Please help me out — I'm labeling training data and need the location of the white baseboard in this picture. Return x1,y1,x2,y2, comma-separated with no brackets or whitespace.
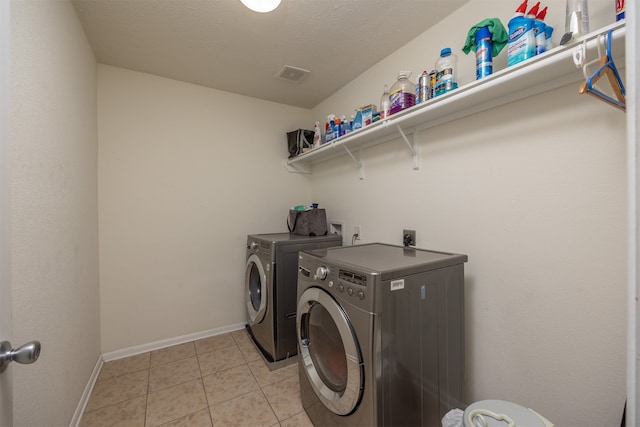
101,322,247,362
70,354,103,427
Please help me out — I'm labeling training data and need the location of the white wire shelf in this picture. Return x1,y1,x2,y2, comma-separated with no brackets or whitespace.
284,21,626,177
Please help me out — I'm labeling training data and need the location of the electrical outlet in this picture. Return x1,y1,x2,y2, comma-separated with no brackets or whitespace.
354,225,362,240
403,229,416,247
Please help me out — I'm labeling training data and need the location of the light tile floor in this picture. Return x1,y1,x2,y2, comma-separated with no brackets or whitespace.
80,329,313,427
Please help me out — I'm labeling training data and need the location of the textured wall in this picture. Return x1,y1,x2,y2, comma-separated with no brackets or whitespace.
10,0,100,425
97,65,313,352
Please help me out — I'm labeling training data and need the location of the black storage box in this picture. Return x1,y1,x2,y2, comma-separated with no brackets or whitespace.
287,129,314,159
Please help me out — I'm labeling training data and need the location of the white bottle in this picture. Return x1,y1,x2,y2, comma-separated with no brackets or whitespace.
379,84,390,119
313,121,321,147
389,72,415,115
435,48,458,97
565,0,589,38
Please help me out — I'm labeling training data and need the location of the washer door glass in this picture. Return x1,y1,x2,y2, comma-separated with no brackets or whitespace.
297,287,362,415
245,254,267,324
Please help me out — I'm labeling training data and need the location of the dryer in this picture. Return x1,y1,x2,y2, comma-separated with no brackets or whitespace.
245,233,341,368
296,243,467,426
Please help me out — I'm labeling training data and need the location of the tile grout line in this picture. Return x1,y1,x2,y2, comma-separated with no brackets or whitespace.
194,340,216,427
144,364,151,427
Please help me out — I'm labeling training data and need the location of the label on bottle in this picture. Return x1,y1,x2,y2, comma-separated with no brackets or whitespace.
507,20,536,66
380,105,389,119
533,22,547,55
429,71,437,99
352,111,362,131
435,68,454,96
616,0,625,20
389,88,416,115
476,38,492,80
326,118,341,142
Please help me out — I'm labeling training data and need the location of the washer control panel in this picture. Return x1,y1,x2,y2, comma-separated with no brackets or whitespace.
246,239,272,258
339,270,367,287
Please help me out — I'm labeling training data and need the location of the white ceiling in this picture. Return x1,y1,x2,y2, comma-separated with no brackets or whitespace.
72,0,468,109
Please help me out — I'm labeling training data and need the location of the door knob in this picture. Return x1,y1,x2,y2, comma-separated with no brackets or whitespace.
0,340,41,373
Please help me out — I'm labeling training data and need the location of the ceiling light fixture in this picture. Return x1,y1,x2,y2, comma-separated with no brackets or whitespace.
240,0,281,13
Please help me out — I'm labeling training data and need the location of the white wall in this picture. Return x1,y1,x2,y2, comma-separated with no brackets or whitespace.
98,65,313,352
310,0,627,426
10,0,100,425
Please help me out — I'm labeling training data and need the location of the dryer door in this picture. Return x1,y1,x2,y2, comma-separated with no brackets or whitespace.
245,254,267,324
297,287,363,416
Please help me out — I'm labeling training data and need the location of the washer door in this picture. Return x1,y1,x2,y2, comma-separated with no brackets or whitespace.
297,286,363,415
245,254,267,324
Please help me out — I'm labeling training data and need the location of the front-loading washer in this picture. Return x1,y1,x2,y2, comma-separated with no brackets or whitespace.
296,243,467,426
245,232,342,369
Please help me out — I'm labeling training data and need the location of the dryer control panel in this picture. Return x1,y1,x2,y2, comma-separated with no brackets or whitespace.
298,255,375,312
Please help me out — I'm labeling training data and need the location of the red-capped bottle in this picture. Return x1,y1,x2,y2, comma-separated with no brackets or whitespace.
508,0,536,66
534,6,548,55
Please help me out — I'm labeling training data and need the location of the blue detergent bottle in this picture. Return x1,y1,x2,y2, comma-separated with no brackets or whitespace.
533,5,548,55
475,26,493,79
352,109,363,131
545,24,554,51
507,0,536,66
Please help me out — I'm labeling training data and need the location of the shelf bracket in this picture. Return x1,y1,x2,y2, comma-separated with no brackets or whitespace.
395,124,420,170
282,159,311,174
342,145,364,180
572,40,587,68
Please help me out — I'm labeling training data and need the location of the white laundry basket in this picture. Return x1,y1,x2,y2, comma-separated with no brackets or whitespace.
463,400,554,427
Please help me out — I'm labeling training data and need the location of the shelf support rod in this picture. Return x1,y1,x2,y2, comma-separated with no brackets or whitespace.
395,124,420,170
342,145,364,180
